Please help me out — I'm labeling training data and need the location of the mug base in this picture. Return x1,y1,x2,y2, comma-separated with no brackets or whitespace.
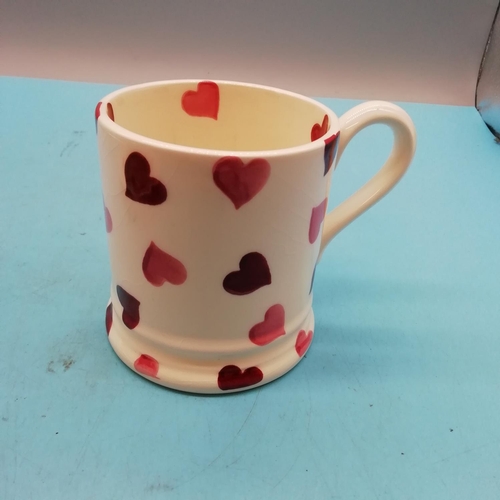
105,300,314,394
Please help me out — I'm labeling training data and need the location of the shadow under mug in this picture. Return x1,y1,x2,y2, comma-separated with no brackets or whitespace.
96,80,416,393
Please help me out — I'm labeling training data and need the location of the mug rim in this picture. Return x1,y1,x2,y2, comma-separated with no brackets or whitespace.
98,79,339,158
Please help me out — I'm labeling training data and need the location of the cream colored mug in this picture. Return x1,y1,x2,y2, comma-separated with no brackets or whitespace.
96,80,416,393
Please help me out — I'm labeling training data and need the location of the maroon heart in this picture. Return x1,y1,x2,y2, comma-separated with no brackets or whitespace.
116,285,140,329
105,303,113,336
134,354,159,378
311,114,329,141
295,330,313,357
223,252,271,295
142,241,187,286
218,365,264,391
124,152,167,206
309,198,328,244
249,304,286,346
324,132,339,175
181,81,220,120
213,157,271,209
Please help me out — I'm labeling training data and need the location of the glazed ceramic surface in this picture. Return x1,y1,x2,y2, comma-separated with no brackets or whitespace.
96,80,416,393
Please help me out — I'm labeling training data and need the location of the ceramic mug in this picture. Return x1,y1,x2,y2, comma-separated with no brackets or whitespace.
96,80,416,393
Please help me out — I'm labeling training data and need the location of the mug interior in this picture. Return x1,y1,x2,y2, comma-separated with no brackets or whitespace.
104,81,334,152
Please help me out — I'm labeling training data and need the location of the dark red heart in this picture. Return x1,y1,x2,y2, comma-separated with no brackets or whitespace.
105,303,113,336
223,252,271,295
213,157,271,209
181,81,220,120
142,241,187,286
116,285,140,329
124,152,167,206
324,132,339,175
134,354,159,378
309,198,328,244
311,114,329,141
249,304,286,346
104,206,112,233
295,330,313,356
218,365,264,391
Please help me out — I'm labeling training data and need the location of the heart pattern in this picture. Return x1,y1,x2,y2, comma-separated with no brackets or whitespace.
182,81,220,120
95,102,115,131
223,252,271,295
324,132,339,176
105,303,113,335
125,152,167,206
309,198,328,244
142,241,187,286
213,157,270,209
295,330,313,357
101,87,338,390
218,365,264,391
104,206,112,233
134,354,159,378
249,304,286,346
117,285,140,329
311,115,329,141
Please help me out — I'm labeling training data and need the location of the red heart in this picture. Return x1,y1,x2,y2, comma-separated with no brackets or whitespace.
181,81,220,120
249,304,286,346
311,114,329,141
324,132,339,175
213,157,270,209
95,102,115,131
295,330,313,356
134,354,159,378
107,102,115,121
116,285,140,329
124,152,167,206
142,241,187,286
218,365,263,391
223,252,271,295
309,198,328,244
104,206,113,233
105,303,113,336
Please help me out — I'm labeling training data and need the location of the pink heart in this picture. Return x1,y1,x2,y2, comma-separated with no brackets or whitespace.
311,114,329,141
105,303,113,336
181,81,220,120
249,304,286,346
134,354,159,378
218,365,263,391
213,157,271,209
142,242,187,286
309,198,328,244
104,206,113,233
295,330,313,356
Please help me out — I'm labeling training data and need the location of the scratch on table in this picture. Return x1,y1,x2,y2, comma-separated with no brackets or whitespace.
60,140,79,157
431,438,500,466
172,388,263,490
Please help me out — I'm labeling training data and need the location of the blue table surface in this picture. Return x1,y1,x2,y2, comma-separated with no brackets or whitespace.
1,77,499,500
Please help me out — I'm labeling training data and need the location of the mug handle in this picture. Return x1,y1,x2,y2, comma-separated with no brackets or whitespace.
320,101,417,255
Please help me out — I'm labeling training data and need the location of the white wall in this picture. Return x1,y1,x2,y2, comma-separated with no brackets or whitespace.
1,0,498,105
